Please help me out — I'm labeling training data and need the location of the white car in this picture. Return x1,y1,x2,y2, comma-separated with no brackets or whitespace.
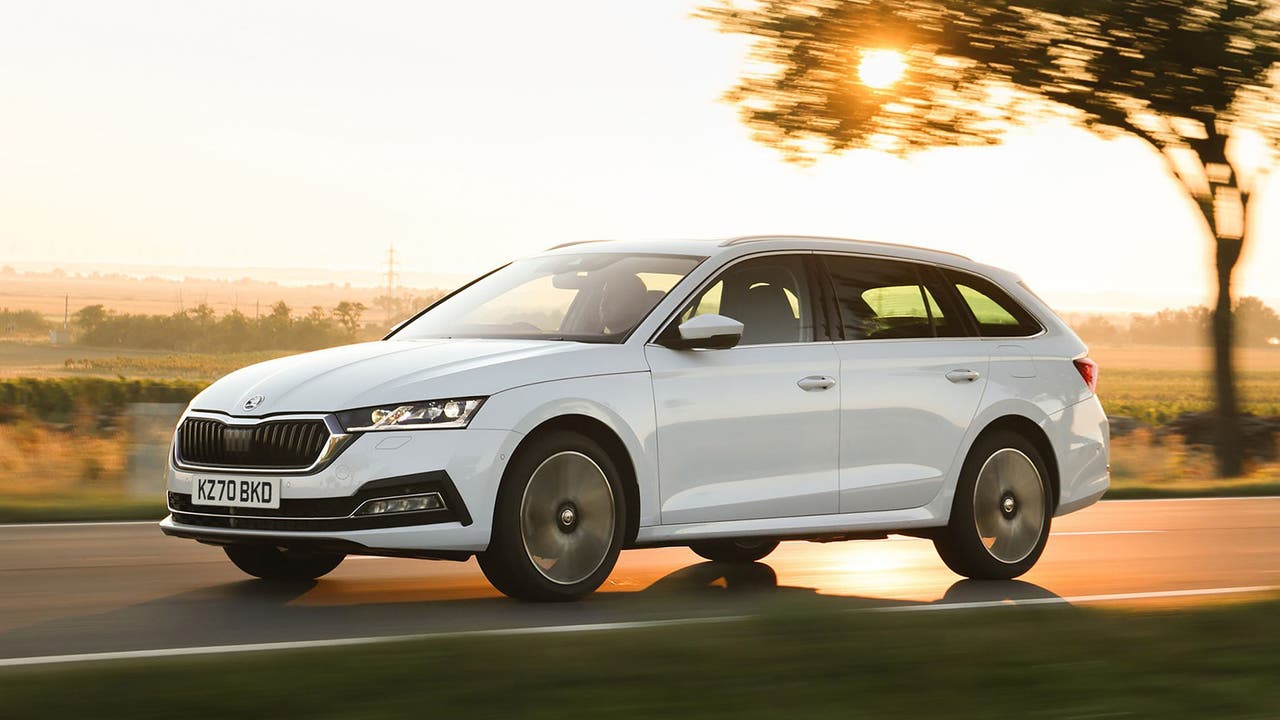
161,236,1109,601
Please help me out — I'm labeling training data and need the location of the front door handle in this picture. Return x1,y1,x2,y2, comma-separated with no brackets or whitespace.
945,369,981,383
797,375,837,391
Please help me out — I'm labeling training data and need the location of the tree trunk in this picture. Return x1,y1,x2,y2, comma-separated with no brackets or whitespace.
1180,129,1246,478
1212,235,1245,477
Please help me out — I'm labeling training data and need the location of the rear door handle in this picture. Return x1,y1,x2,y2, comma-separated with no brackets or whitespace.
797,375,837,391
945,369,981,383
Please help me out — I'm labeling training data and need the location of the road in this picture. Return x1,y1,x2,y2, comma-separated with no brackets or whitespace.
1,497,1277,665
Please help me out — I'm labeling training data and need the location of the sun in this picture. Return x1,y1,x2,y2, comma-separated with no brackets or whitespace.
858,49,907,89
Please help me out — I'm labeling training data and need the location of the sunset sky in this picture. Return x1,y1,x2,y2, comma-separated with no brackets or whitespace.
1,0,1277,311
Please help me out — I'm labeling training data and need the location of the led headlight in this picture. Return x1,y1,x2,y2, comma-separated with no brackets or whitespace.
337,397,485,431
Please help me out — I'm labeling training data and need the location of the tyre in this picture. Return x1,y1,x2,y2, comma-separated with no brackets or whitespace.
689,538,779,563
224,544,345,581
478,430,626,601
934,430,1053,580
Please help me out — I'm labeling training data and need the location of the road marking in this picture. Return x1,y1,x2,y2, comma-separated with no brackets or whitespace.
0,585,1274,669
1101,496,1280,503
0,616,749,669
0,520,159,530
874,585,1279,613
1051,530,1163,536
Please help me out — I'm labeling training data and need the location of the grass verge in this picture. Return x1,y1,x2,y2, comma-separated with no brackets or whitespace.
2,600,1278,718
0,497,166,523
1105,481,1280,499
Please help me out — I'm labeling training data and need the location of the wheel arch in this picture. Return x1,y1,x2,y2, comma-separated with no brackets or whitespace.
508,414,642,546
968,414,1061,512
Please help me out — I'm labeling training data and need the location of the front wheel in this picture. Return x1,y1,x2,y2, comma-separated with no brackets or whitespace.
689,538,779,563
224,545,345,581
478,431,626,602
933,431,1052,580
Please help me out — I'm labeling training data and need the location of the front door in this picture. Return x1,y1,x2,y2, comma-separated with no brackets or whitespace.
646,253,841,525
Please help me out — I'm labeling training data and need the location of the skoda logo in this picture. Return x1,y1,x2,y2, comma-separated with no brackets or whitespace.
243,394,265,411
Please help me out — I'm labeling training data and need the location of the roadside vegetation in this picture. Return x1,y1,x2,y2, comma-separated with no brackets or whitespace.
0,312,1276,522
2,599,1277,718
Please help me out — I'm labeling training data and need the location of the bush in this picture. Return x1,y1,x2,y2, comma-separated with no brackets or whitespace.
0,378,206,422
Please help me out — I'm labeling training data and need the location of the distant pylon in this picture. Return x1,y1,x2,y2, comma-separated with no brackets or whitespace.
385,244,399,325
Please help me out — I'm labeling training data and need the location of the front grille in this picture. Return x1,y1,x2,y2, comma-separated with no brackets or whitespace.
177,418,330,469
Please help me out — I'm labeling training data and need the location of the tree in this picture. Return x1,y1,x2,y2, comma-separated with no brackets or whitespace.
701,0,1280,475
332,301,367,338
73,304,110,334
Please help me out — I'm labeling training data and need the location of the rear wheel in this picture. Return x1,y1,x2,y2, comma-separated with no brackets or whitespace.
478,431,626,601
689,538,779,563
224,545,345,581
934,430,1052,580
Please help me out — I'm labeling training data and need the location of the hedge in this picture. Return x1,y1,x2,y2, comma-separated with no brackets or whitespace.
0,377,207,421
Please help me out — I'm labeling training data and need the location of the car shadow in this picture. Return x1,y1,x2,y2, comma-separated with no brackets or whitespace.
0,559,1065,661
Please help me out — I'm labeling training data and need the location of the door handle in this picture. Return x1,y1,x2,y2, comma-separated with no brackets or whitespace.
945,369,981,383
797,375,837,391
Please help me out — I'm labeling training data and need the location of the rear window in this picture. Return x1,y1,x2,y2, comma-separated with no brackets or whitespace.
822,255,963,340
943,269,1042,337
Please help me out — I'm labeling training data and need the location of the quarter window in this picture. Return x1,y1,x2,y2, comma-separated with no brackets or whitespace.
943,269,1042,337
822,255,961,340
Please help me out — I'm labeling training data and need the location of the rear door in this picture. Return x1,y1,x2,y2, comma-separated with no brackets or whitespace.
820,254,990,514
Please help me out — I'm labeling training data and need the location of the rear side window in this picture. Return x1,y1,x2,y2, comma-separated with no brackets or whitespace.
943,269,1042,337
821,255,963,340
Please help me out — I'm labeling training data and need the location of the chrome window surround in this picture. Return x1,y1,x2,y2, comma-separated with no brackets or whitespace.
172,411,352,475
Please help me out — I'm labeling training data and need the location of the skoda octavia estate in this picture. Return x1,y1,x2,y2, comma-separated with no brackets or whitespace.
161,236,1109,601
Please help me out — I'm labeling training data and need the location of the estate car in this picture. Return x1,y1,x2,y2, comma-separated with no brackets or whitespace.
161,236,1110,601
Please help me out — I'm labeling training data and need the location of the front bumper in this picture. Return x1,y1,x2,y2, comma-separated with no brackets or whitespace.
163,426,522,554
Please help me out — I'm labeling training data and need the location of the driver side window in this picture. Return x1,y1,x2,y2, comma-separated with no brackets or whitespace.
681,255,814,345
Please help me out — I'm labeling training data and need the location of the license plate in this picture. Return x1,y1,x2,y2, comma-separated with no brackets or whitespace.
193,477,281,509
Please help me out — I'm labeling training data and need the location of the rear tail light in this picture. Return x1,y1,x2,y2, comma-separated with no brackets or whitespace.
1073,357,1099,394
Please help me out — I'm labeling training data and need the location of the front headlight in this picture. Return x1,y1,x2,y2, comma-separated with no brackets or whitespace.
336,397,486,431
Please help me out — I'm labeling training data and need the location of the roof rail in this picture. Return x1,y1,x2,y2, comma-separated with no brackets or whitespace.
544,239,610,251
719,234,972,261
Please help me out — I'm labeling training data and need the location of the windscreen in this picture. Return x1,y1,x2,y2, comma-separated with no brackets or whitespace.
393,253,704,343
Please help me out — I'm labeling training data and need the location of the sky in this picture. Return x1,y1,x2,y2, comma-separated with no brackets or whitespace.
1,0,1277,311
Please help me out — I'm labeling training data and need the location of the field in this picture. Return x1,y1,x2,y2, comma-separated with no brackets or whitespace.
0,341,1277,521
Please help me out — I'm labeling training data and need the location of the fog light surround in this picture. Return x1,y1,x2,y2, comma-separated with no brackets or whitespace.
354,492,446,516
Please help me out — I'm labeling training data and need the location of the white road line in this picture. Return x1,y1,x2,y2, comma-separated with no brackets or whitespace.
0,520,159,530
1051,530,1163,536
0,616,748,669
0,585,1274,669
1101,496,1280,503
874,585,1279,613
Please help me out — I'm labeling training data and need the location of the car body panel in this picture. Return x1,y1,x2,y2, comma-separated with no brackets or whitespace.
645,341,841,524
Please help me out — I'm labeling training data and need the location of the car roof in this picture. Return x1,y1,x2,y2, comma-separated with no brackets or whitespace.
538,235,1002,276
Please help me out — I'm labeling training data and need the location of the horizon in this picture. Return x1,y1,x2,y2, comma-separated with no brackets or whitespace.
4,257,1279,318
2,1,1278,314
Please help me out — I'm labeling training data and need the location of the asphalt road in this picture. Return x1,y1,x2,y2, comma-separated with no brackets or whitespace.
1,497,1277,664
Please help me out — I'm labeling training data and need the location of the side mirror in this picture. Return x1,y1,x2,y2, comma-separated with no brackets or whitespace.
663,314,744,350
